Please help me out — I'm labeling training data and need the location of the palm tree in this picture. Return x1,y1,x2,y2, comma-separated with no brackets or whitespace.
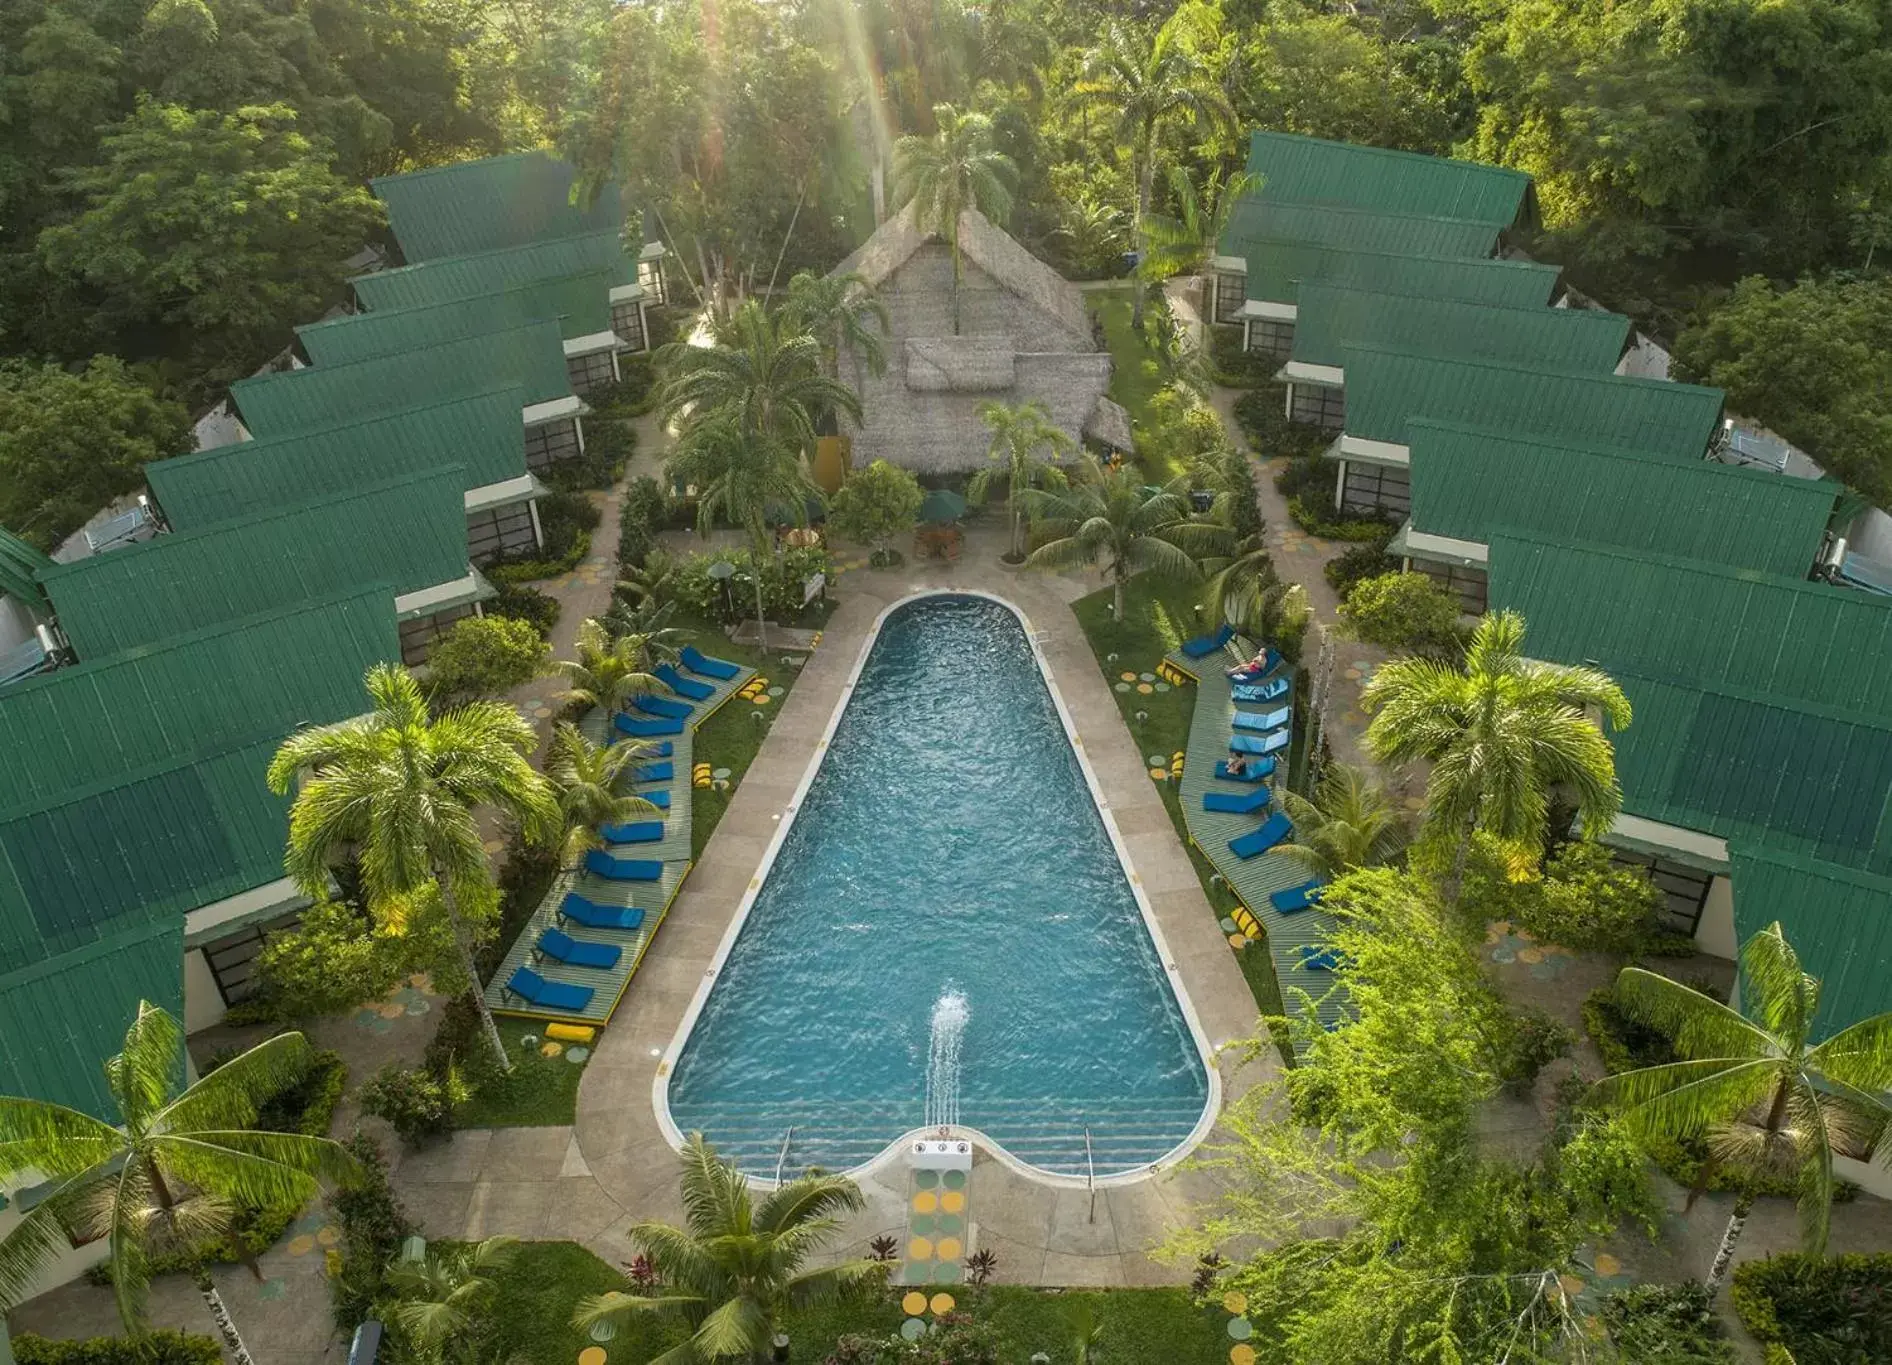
572,1134,881,1361
1051,198,1127,278
780,270,890,380
1361,610,1630,898
892,103,1017,334
1079,11,1233,327
0,1004,359,1359
967,400,1072,561
557,617,663,716
1200,529,1282,637
657,299,861,454
1023,456,1223,620
386,1233,518,1364
546,722,660,864
1139,166,1263,286
267,664,559,1073
1278,764,1409,881
1590,923,1892,1291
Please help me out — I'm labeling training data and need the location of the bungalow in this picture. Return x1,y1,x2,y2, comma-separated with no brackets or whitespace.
300,271,629,395
1278,284,1631,429
371,151,623,262
1328,347,1726,516
145,389,546,564
1242,131,1533,230
229,320,588,471
34,467,483,664
1394,420,1837,609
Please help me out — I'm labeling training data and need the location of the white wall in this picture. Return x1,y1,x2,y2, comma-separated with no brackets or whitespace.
1694,875,1738,959
182,948,227,1034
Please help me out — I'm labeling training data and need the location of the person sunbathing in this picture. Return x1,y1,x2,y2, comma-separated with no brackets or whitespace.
1226,754,1249,777
1227,650,1271,679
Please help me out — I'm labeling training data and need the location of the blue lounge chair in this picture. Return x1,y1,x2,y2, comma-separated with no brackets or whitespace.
1271,880,1325,914
1228,648,1281,681
602,820,664,845
559,894,645,931
1232,706,1292,733
1229,812,1292,859
536,928,621,970
634,693,694,720
1180,622,1235,659
584,849,663,882
654,663,716,701
1229,730,1290,757
633,761,674,783
1215,757,1276,784
1299,945,1346,972
682,644,742,680
634,790,672,810
1231,677,1290,703
503,967,593,1012
615,712,683,739
1203,787,1271,815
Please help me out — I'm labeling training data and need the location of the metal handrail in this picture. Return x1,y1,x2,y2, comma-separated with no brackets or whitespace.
1084,1127,1097,1223
773,1127,795,1186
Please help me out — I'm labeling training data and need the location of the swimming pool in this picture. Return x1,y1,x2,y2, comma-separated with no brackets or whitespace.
661,593,1213,1179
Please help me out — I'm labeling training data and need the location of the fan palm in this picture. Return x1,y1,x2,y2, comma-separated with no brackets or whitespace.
657,298,862,452
967,400,1072,560
0,1004,359,1358
556,617,663,715
546,722,661,864
267,664,559,1072
386,1233,518,1364
1051,198,1127,277
572,1134,882,1362
1140,166,1263,285
1589,923,1892,1290
1079,11,1233,326
1278,764,1409,881
1024,456,1224,621
892,103,1017,334
780,270,890,380
1361,610,1630,897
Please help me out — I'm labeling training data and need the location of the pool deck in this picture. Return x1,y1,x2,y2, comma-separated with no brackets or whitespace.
569,547,1277,1285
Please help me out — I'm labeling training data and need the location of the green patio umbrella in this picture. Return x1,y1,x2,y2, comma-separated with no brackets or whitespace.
919,488,968,524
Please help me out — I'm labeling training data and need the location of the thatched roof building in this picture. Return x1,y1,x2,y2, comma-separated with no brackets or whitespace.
832,204,1131,474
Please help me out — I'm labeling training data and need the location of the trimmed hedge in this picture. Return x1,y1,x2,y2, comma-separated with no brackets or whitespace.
12,1332,221,1365
1733,1252,1892,1363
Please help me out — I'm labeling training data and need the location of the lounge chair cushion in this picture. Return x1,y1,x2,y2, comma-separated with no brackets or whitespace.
504,967,593,1012
1203,787,1271,815
1229,811,1292,859
1215,758,1275,784
1229,730,1290,757
584,849,664,881
615,713,684,738
1180,623,1235,659
1231,677,1290,703
682,644,743,680
1232,705,1292,733
559,894,645,931
1228,648,1281,681
1298,945,1346,972
632,762,674,783
601,820,664,845
1270,880,1325,914
633,693,694,720
654,663,716,701
635,790,672,810
537,928,622,970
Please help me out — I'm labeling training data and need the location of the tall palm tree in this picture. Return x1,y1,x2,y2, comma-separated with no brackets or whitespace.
1079,11,1233,326
657,299,861,454
1361,610,1630,898
572,1134,881,1361
267,664,559,1072
556,617,663,716
1139,166,1263,286
780,270,890,380
1590,923,1892,1291
386,1233,518,1364
1024,456,1223,620
546,722,660,864
0,1004,359,1359
1200,530,1282,637
1278,764,1410,881
967,400,1072,561
892,103,1017,334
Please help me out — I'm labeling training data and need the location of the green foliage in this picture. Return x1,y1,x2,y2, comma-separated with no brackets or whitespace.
1287,495,1394,543
1340,571,1463,656
485,490,600,584
0,357,190,550
1323,541,1397,597
327,1135,415,1333
423,615,549,709
359,1062,464,1148
10,1331,223,1365
617,474,670,572
1599,1282,1737,1362
1732,1253,1892,1363
488,584,560,638
1510,839,1668,955
827,458,923,555
664,546,832,625
540,426,631,493
824,1314,1002,1364
1497,1005,1576,1099
255,898,417,1020
1235,389,1327,462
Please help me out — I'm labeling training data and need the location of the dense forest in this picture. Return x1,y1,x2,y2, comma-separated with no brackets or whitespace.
7,0,1892,545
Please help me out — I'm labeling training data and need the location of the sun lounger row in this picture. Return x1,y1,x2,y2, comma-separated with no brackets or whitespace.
1229,811,1292,859
1232,705,1291,734
682,644,742,680
1180,622,1235,659
559,893,645,931
1231,676,1289,704
1229,729,1289,758
601,820,665,845
536,927,621,969
616,712,683,738
1204,786,1271,815
655,662,716,701
585,848,663,881
1214,757,1275,784
1271,879,1324,913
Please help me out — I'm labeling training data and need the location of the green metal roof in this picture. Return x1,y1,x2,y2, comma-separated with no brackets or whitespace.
1245,132,1531,226
0,588,396,809
0,526,54,610
1219,198,1498,263
39,467,468,659
372,153,624,262
1243,240,1558,309
1606,672,1892,877
230,322,572,435
1338,345,1725,455
148,389,528,528
1486,533,1892,720
1407,422,1836,576
352,232,635,311
301,272,614,362
0,918,184,1120
1293,284,1629,372
1728,845,1892,1038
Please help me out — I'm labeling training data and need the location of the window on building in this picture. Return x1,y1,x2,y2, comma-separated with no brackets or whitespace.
1213,273,1246,322
611,299,647,352
1290,384,1346,431
1340,462,1410,516
1609,850,1715,936
201,911,302,1007
1246,318,1295,360
1411,559,1488,614
566,348,617,395
399,603,478,665
466,503,538,564
524,417,581,470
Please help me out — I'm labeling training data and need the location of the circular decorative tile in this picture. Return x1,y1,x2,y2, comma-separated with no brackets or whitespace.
1228,1317,1253,1341
1115,682,1132,692
578,1347,608,1365
932,1261,962,1283
913,1169,939,1188
1594,1253,1621,1277
712,767,732,780
258,1279,287,1301
766,686,785,697
1227,933,1247,949
1149,767,1168,780
1154,682,1171,692
483,838,506,854
1229,1346,1256,1365
1136,683,1154,694
540,1041,563,1058
912,1191,939,1214
377,1003,404,1020
1491,948,1517,964
286,1235,317,1257
1147,753,1168,766
942,1169,967,1190
901,1317,927,1341
907,1236,934,1260
930,1292,956,1315
752,695,772,706
1517,947,1545,965
1559,1274,1587,1298
939,1191,966,1214
935,1213,964,1235
1222,1291,1247,1315
1138,672,1156,682
566,1046,591,1063
902,1291,928,1316
404,1000,431,1017
317,1226,340,1247
1120,671,1138,682
910,1214,937,1237
1219,917,1238,934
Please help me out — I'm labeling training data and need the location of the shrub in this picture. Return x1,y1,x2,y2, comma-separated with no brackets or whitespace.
327,1135,415,1332
667,546,831,625
1286,493,1397,542
1582,984,1681,1077
1340,571,1463,655
618,474,668,570
1732,1252,1892,1363
1232,386,1327,459
486,491,601,583
12,1331,222,1365
828,459,922,558
1209,323,1275,386
253,898,414,1020
1273,452,1331,500
488,584,559,637
1511,840,1666,955
1497,1005,1575,1098
1600,1282,1736,1362
540,421,630,491
1324,541,1397,597
824,1314,1002,1365
423,615,548,708
359,1062,462,1147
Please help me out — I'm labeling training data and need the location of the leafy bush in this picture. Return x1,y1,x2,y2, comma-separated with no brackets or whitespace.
1582,984,1680,1077
1600,1282,1736,1362
1287,492,1399,542
828,459,922,556
488,584,559,637
253,898,423,1020
423,615,548,708
540,420,631,491
1232,386,1327,460
1273,452,1331,500
1324,541,1397,597
485,490,601,583
11,1331,222,1365
359,1062,463,1147
619,474,669,570
1732,1253,1892,1364
327,1135,415,1332
1209,322,1276,386
1340,571,1463,655
1497,1005,1575,1098
667,546,831,625
1511,840,1667,955
824,1314,1002,1365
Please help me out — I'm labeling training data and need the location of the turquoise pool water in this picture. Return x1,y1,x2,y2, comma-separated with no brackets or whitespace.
665,594,1210,1177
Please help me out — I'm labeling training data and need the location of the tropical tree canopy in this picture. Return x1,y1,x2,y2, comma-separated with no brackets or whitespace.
1024,455,1224,619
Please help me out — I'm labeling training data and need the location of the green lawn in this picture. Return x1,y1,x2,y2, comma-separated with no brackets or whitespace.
455,1018,588,1128
479,1241,1229,1363
1086,285,1180,481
